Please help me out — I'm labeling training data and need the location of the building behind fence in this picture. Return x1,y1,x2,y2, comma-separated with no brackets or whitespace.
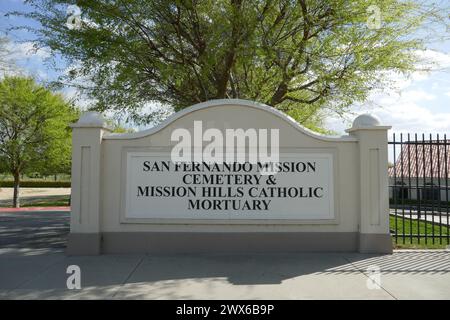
388,133,449,245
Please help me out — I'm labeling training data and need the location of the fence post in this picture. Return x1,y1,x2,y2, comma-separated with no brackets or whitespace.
347,114,393,253
67,112,111,255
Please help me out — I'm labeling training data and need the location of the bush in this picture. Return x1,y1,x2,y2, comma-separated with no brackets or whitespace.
28,172,42,178
0,180,71,188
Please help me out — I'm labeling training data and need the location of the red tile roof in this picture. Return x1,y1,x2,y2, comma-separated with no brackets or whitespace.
389,141,450,178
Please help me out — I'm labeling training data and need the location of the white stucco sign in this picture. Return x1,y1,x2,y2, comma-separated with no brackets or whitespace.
68,99,393,255
125,152,334,220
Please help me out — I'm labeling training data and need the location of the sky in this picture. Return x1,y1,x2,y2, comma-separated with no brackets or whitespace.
0,0,449,136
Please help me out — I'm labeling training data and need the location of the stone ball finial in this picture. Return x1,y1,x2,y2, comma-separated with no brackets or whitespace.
351,113,381,129
77,111,106,126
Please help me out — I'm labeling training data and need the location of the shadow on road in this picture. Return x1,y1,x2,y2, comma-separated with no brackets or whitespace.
0,211,69,249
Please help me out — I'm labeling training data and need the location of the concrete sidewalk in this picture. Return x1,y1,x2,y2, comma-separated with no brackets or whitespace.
0,210,449,299
0,188,71,207
390,210,450,226
0,249,449,299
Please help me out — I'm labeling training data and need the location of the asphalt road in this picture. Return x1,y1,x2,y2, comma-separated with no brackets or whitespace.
0,211,69,249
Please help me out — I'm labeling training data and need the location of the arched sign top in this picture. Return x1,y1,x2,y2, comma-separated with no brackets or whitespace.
103,99,357,142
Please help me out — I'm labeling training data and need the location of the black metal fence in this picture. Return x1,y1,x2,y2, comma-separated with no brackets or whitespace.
388,133,449,247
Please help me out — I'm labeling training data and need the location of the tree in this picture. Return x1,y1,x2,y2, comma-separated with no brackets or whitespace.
107,119,136,134
0,76,79,207
17,0,448,129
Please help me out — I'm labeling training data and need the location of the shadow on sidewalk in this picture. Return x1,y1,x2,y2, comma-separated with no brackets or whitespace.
0,211,449,294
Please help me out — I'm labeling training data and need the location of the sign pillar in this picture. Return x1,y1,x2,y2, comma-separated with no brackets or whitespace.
68,112,111,255
346,114,392,253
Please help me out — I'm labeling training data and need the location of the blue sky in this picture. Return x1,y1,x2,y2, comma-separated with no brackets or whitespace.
1,0,449,135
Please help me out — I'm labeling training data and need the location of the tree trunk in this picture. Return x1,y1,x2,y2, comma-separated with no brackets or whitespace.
215,0,242,99
13,171,20,208
270,82,288,106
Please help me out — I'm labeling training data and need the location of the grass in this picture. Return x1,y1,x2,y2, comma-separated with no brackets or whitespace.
4,196,71,208
390,215,450,249
21,198,70,207
0,180,71,188
0,174,71,181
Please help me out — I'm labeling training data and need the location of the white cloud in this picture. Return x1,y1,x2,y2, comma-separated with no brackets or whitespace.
374,50,450,93
6,41,51,61
326,49,450,135
326,101,450,136
1,40,52,80
374,102,450,134
398,89,435,102
62,86,94,111
414,49,450,71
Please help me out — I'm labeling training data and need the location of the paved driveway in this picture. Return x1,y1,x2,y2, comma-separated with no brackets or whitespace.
0,210,449,299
